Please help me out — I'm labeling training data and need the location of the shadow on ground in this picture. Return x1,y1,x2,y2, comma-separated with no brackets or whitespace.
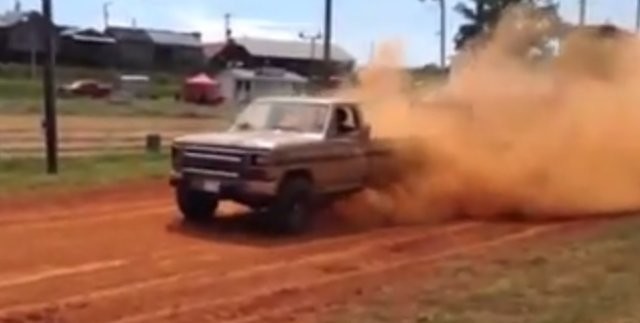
165,208,371,248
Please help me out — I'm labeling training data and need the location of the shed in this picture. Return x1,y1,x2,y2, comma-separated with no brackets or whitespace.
58,28,116,67
146,29,204,70
204,38,355,78
217,67,307,105
112,74,151,99
182,73,222,105
106,27,154,69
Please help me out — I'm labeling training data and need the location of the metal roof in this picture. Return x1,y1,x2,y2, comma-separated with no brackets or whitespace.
61,28,116,44
146,29,201,47
255,96,357,105
212,38,354,62
105,27,202,47
0,10,37,28
106,27,151,43
223,68,308,84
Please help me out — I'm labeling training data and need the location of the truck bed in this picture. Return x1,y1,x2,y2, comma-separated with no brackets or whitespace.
363,137,427,189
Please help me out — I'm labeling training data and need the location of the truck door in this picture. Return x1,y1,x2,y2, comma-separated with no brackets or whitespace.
325,104,368,192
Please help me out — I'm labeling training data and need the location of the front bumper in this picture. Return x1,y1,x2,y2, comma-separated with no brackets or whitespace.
169,172,278,197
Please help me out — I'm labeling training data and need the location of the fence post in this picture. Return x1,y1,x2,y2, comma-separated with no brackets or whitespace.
145,133,162,154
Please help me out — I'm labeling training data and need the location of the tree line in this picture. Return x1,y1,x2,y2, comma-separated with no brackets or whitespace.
453,0,558,49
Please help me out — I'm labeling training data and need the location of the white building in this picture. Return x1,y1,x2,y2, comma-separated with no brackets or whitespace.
217,67,308,105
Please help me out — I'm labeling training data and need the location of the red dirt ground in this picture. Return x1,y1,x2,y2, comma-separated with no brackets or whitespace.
0,182,598,323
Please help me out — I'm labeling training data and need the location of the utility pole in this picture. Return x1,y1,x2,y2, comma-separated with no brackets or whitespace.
578,0,586,25
437,0,446,69
224,13,232,41
420,0,446,68
636,0,640,32
103,1,113,30
299,31,322,75
322,0,333,84
41,0,58,174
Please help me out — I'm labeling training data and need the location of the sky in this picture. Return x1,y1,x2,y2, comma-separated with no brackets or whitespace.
3,0,639,66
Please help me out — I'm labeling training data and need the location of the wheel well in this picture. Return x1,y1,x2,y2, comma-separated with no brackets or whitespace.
281,169,313,185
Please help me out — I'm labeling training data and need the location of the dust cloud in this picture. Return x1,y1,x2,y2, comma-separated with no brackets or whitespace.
333,6,640,226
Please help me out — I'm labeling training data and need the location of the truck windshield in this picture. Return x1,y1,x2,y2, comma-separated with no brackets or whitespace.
231,101,329,133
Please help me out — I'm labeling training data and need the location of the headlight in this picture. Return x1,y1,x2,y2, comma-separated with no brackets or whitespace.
251,154,273,166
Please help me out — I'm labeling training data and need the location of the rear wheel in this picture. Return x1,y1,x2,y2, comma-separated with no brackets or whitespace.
176,186,219,223
267,177,314,234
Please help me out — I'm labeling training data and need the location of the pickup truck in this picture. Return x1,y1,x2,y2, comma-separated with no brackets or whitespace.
170,96,407,233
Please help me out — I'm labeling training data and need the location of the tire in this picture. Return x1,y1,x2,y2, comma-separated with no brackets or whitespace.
176,186,219,223
268,177,314,234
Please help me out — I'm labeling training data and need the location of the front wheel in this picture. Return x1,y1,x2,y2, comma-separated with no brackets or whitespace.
176,186,219,223
268,177,314,234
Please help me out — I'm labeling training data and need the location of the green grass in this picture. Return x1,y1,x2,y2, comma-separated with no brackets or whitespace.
0,153,170,195
325,218,640,323
0,78,179,100
0,78,43,99
0,98,237,119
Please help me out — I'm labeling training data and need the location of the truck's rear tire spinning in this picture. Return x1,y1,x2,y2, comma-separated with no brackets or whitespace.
267,177,314,234
176,186,219,223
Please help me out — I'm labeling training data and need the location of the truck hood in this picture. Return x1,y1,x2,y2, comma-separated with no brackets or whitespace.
174,131,324,150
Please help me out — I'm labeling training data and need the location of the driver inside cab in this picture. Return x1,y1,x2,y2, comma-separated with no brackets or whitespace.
335,108,355,135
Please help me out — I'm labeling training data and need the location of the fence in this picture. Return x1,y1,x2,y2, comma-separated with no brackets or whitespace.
0,129,191,158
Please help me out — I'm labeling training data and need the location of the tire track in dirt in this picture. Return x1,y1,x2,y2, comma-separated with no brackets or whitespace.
0,260,128,289
0,222,477,317
0,199,172,225
0,222,539,323
107,225,560,323
0,180,169,217
0,184,602,323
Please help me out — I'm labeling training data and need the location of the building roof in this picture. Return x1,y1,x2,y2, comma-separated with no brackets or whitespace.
206,38,354,63
106,26,151,43
255,96,357,106
105,26,202,47
0,10,39,28
222,67,308,84
146,29,201,47
204,42,226,58
61,28,116,44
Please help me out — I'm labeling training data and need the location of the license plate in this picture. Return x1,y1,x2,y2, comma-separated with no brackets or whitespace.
195,179,220,193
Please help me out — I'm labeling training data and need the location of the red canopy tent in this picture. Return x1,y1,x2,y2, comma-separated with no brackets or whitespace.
182,73,223,105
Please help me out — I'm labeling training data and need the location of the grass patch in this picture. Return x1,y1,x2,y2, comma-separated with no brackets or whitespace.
0,98,237,119
325,218,640,323
0,153,170,195
0,78,180,100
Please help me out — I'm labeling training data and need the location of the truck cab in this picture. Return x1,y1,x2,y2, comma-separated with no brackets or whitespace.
170,96,372,233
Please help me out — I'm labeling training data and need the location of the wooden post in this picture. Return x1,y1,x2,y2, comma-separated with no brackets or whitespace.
145,133,162,154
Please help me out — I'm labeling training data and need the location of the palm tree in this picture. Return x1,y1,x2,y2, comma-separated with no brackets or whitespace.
454,0,556,49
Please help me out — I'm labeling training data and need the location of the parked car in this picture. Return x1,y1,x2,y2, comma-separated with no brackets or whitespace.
58,79,112,99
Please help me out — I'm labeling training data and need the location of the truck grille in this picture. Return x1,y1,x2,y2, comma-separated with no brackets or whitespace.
181,146,247,179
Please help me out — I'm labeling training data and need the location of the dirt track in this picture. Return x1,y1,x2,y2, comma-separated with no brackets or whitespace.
0,183,587,323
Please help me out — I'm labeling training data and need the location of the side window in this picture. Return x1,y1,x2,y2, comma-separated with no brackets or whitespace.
338,104,361,129
330,104,361,138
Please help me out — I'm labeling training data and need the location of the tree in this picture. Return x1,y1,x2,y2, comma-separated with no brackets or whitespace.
454,0,557,50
